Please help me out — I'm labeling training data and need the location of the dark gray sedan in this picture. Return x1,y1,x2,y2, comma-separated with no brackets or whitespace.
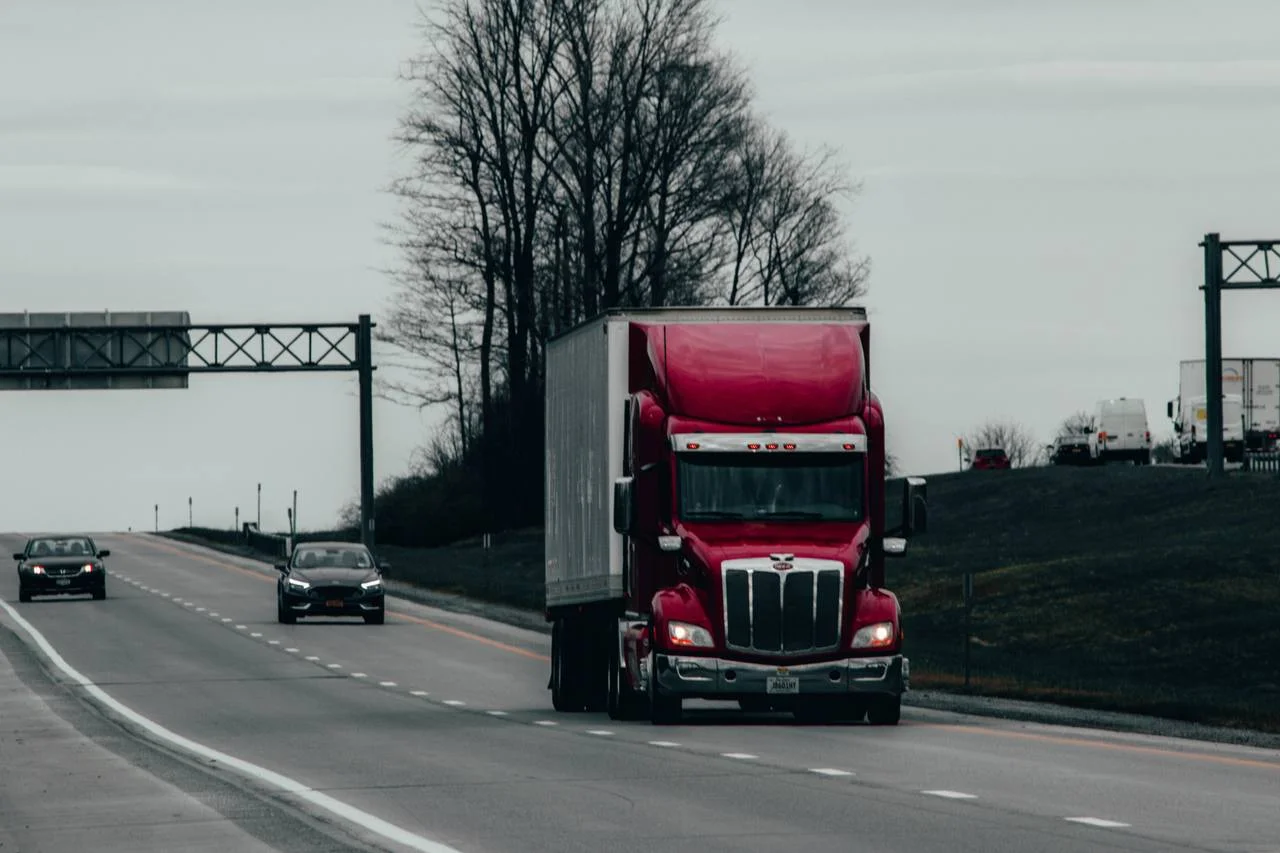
14,534,109,602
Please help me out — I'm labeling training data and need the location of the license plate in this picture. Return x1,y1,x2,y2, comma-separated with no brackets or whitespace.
55,579,70,586
766,676,799,694
326,599,343,607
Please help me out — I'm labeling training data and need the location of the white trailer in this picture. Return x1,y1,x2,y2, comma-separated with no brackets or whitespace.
1170,359,1280,452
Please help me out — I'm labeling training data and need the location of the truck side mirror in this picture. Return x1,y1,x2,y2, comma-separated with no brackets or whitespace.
901,476,928,537
612,476,635,535
1166,401,1173,419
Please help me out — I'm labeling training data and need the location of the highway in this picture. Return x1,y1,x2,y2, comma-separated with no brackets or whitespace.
2,533,1277,853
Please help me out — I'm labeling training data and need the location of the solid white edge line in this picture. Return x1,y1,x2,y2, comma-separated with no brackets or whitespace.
922,790,976,799
0,598,462,853
1065,817,1130,828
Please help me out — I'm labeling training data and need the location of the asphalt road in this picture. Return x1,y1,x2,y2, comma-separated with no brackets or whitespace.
2,533,1278,853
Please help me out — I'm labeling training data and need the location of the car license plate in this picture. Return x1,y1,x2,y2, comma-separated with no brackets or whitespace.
56,579,70,586
326,599,343,607
766,676,799,694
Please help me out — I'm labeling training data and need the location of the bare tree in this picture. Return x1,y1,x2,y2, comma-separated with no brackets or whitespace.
377,0,878,534
1056,410,1096,438
719,123,868,306
963,419,1041,468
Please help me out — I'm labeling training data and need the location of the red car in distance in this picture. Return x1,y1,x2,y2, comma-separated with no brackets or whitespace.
970,447,1010,470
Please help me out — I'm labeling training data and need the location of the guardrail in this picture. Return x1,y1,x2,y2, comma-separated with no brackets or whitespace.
1244,452,1280,473
176,524,361,561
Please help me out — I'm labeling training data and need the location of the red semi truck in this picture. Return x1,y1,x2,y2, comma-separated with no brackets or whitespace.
544,307,927,725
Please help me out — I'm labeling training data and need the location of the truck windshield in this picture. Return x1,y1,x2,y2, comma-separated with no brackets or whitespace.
677,453,864,522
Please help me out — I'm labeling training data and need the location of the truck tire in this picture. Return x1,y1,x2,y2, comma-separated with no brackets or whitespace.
866,693,901,726
551,620,585,712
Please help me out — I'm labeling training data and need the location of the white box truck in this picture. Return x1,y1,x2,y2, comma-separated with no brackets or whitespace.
1169,359,1280,454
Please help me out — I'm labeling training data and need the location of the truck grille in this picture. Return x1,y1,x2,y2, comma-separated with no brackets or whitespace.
722,563,842,655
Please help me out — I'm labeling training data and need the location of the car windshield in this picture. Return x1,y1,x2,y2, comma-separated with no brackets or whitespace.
677,452,864,522
291,546,373,569
27,537,94,557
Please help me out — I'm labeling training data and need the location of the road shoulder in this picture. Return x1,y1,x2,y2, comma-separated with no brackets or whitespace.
0,616,383,853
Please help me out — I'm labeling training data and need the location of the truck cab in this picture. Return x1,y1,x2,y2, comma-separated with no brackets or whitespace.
1168,394,1245,463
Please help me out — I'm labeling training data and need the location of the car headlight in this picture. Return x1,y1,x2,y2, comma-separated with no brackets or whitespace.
360,579,382,590
82,563,96,572
851,621,895,649
667,621,714,648
287,577,311,590
30,565,45,575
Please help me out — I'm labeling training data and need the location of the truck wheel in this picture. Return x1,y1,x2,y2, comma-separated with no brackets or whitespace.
648,650,682,725
866,694,901,726
551,620,585,712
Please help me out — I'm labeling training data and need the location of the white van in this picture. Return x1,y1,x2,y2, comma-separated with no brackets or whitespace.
1093,398,1151,465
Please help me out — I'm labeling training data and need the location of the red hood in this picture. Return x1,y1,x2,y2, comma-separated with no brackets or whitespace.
675,520,868,570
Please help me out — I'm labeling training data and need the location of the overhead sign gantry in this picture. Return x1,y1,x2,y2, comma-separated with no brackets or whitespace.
0,311,378,548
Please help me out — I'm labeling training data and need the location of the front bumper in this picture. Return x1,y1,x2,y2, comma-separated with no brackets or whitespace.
20,570,104,595
281,586,384,616
653,653,908,698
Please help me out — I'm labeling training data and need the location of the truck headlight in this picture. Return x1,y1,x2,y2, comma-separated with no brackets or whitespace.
851,621,895,649
667,621,713,648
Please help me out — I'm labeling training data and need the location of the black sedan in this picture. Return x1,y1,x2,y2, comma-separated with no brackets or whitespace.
276,541,389,624
14,535,109,602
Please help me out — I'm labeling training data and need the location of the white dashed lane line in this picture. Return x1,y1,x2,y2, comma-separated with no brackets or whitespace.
1065,817,1130,828
443,700,466,707
410,691,429,697
586,730,613,737
810,768,853,777
722,753,758,760
923,790,977,799
648,741,680,748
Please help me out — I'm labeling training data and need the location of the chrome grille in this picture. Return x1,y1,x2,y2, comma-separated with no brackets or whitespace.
722,562,842,656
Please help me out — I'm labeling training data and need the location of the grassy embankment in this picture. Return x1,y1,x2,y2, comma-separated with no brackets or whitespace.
176,465,1280,731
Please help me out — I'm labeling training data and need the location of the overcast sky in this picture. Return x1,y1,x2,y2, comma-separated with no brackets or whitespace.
2,0,1278,533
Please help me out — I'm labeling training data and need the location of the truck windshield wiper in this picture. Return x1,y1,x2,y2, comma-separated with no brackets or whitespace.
754,510,827,519
683,510,746,519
